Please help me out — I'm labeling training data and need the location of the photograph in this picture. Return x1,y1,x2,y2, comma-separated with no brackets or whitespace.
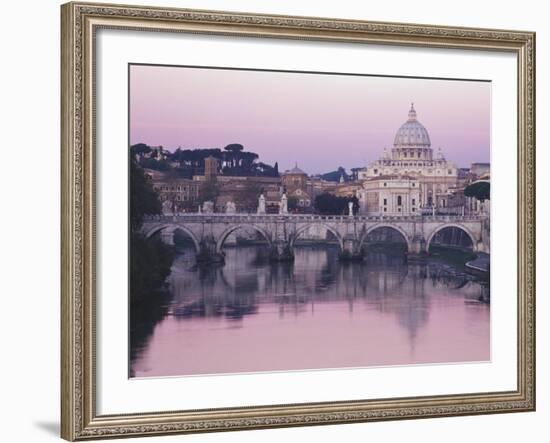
128,64,492,378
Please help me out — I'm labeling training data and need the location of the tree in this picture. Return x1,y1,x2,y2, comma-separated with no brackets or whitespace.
129,157,174,303
131,143,152,156
232,181,260,212
199,179,219,205
140,157,170,171
130,158,162,230
224,143,244,152
130,234,174,303
224,143,244,169
464,181,490,202
287,196,299,212
320,166,349,182
314,193,359,215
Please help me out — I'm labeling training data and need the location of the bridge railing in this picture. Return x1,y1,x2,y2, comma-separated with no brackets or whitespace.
142,213,488,223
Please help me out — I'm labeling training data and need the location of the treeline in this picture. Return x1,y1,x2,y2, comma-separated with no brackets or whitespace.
131,142,279,178
314,193,359,215
319,166,362,182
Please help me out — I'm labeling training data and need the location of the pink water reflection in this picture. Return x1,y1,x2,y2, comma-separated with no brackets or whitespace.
131,247,490,377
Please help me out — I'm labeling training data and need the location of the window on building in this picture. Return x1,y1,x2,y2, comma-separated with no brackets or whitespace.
383,207,387,212
374,169,378,174
412,198,416,205
383,198,387,205
448,169,452,174
412,207,416,212
397,196,402,206
383,182,387,187
398,207,401,212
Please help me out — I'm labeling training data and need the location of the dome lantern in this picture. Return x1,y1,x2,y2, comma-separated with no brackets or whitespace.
408,102,417,121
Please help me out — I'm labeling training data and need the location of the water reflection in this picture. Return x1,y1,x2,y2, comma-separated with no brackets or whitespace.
130,245,490,377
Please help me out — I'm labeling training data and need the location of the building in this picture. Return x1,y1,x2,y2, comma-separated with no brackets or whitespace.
214,175,282,213
470,162,490,178
357,175,421,216
309,176,337,199
333,181,363,198
133,145,170,163
282,164,313,210
192,156,219,182
203,156,219,180
151,177,201,213
357,104,459,209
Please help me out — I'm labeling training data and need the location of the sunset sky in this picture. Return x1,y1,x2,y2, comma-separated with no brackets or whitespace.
129,64,491,175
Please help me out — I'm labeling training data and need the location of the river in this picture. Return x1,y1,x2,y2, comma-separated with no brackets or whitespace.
130,244,490,377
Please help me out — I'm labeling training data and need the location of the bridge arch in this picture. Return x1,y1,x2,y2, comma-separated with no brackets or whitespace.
216,224,273,253
426,223,478,252
143,223,201,252
290,223,344,251
360,224,412,252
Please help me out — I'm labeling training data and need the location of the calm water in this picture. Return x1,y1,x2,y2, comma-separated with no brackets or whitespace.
130,245,490,377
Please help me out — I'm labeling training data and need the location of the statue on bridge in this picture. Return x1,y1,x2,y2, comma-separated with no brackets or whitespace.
161,200,173,215
279,193,288,215
202,201,214,214
348,201,354,217
225,201,236,214
257,194,266,214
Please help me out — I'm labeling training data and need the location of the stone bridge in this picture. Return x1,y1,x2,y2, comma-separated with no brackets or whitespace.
141,213,489,264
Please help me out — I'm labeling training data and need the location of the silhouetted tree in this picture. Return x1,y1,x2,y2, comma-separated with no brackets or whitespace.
129,157,174,303
320,166,349,182
130,159,161,230
287,196,299,212
464,181,490,202
314,193,359,215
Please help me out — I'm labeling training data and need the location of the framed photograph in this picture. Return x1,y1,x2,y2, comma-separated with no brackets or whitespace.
61,1,536,440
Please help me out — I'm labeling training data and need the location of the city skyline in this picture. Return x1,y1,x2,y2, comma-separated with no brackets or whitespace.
130,64,491,174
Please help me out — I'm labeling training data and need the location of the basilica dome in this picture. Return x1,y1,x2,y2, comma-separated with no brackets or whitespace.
393,104,431,147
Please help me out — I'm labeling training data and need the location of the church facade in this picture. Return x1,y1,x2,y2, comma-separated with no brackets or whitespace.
357,104,459,215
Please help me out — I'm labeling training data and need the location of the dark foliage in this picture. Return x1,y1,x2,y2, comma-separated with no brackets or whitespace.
314,193,359,215
130,159,161,231
139,157,170,171
320,166,350,182
131,143,279,178
131,143,152,155
130,234,174,303
129,157,174,304
464,181,490,202
287,195,299,211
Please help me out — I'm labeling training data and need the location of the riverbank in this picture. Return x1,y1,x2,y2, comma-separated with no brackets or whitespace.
465,252,490,275
425,246,476,269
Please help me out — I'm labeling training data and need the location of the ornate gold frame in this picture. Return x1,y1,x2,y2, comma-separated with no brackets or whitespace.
61,1,536,440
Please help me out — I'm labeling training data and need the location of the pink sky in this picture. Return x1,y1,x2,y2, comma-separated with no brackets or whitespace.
130,64,490,174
